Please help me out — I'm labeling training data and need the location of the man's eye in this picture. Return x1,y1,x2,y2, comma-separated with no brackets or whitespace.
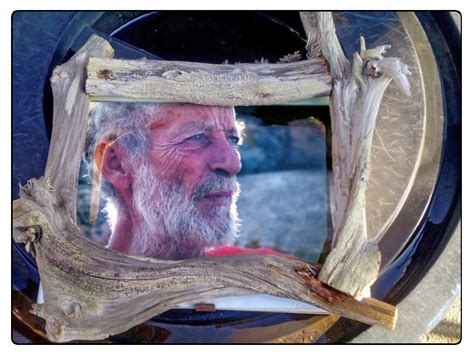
229,135,240,145
190,133,205,141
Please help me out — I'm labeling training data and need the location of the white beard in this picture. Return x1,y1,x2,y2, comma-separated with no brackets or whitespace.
128,159,240,259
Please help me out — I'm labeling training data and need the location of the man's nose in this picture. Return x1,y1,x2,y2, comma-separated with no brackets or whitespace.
208,136,242,177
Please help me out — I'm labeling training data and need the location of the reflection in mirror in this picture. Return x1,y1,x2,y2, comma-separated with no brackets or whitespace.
77,101,331,263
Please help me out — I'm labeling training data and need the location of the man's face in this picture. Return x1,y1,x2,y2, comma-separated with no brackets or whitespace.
146,104,242,212
127,104,243,259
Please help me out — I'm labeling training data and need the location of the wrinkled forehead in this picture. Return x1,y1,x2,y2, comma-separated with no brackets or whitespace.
152,103,236,131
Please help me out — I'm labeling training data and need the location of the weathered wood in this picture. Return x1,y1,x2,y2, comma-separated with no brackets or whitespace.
45,34,114,221
300,12,412,297
85,57,331,105
300,11,349,78
14,179,396,342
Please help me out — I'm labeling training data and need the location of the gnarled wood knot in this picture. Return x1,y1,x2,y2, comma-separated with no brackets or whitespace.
47,318,65,338
14,225,42,257
162,70,184,80
65,302,83,319
96,69,114,80
19,180,34,196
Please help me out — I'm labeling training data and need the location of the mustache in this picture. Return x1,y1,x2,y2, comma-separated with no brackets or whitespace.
192,175,239,203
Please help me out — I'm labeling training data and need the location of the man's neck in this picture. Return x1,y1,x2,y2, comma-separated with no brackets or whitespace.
105,208,134,253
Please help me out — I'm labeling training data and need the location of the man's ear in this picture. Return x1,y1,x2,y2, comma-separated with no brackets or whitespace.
96,142,133,195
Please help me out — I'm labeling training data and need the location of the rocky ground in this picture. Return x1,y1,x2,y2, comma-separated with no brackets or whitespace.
421,297,461,344
236,169,330,262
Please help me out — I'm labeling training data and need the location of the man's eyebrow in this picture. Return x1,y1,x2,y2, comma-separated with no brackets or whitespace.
170,122,212,135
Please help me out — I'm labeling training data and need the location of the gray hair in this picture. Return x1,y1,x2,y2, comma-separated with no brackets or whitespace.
85,102,165,204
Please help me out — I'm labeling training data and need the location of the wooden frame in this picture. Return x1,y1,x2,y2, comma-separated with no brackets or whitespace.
13,12,412,342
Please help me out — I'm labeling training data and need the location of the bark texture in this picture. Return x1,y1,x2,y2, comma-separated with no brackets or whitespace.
300,12,411,298
86,57,331,105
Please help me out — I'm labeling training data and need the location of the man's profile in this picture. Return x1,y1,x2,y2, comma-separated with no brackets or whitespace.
87,103,244,259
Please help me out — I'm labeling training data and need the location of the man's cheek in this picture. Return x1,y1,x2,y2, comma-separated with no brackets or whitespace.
149,148,182,175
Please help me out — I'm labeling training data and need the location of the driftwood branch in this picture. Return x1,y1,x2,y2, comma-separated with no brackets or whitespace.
300,11,349,78
300,12,412,298
14,179,396,342
85,57,331,105
11,31,400,342
45,34,114,221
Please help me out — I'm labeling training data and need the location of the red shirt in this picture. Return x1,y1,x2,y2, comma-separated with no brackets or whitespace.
205,245,293,258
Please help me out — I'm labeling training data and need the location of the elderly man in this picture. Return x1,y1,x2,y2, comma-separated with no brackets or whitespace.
88,102,248,259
